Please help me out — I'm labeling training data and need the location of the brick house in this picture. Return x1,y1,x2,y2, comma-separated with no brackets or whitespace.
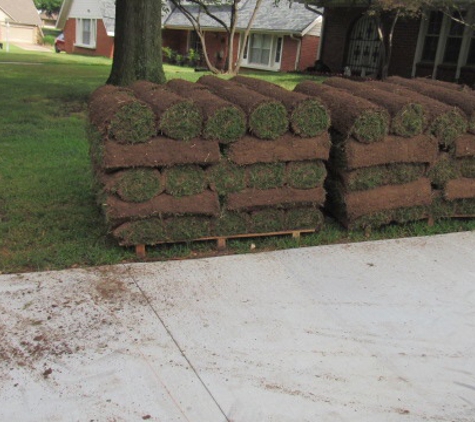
56,0,322,72
0,0,43,44
319,1,475,85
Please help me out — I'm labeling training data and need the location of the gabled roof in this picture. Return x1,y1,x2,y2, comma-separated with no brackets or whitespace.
0,0,42,26
164,0,322,35
57,0,322,37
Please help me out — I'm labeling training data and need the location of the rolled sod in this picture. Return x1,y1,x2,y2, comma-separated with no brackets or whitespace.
431,196,475,220
164,165,208,197
250,209,286,233
165,216,212,240
207,161,247,195
232,75,330,137
285,207,324,230
198,75,288,140
329,134,437,170
324,77,425,137
414,77,471,93
294,81,389,143
286,161,327,189
226,187,326,212
113,218,167,246
428,153,460,189
247,163,286,190
131,80,202,141
325,177,432,221
166,79,246,143
227,133,331,165
349,206,429,230
458,157,475,178
387,76,475,134
110,168,163,203
368,81,468,148
104,191,220,228
445,178,475,201
89,85,155,144
214,212,249,236
340,163,427,192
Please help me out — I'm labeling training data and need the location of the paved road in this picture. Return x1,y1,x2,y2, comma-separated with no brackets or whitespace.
0,232,474,421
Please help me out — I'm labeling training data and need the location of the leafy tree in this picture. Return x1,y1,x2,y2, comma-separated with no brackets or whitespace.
33,0,63,16
169,0,264,75
107,0,166,86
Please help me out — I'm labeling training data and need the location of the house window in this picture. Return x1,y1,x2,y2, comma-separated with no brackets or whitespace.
249,34,272,65
76,18,96,48
421,11,443,62
275,37,283,63
443,12,466,63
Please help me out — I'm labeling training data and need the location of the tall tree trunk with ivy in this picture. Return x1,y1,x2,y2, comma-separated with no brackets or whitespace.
107,0,166,86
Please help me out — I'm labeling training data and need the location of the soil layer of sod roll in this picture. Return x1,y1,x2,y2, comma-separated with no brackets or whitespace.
445,178,475,201
228,133,331,165
329,134,437,170
104,191,220,227
325,178,432,221
368,81,468,149
324,77,425,137
232,75,330,137
338,163,427,192
294,81,389,143
89,85,155,144
131,80,202,141
198,75,288,140
100,137,221,170
387,76,475,133
455,134,475,157
166,79,246,143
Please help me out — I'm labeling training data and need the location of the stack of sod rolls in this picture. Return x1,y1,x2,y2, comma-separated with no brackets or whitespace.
201,76,331,235
89,78,331,247
295,79,436,229
89,83,221,246
386,77,475,220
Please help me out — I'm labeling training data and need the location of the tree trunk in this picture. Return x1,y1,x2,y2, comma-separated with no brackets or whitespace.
107,0,166,86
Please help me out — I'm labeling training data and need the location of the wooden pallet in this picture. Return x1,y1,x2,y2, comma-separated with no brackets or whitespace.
134,228,316,258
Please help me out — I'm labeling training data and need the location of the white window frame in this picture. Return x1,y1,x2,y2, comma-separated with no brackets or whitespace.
412,7,475,79
75,18,97,49
240,33,283,71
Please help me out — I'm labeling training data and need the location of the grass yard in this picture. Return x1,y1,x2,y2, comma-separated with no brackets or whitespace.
1,48,474,273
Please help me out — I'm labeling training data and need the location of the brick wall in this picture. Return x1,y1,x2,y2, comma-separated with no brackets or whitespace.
299,35,319,71
63,18,114,58
280,36,299,72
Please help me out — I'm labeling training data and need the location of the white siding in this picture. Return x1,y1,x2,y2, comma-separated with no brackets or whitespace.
69,0,102,19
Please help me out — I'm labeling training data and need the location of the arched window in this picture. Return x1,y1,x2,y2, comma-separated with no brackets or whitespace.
345,15,381,77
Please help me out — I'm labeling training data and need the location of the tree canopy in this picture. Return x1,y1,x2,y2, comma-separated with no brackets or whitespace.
33,0,62,16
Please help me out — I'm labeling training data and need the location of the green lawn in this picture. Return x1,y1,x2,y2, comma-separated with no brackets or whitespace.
0,48,473,273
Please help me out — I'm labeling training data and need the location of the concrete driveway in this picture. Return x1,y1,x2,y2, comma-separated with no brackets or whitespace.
0,232,474,421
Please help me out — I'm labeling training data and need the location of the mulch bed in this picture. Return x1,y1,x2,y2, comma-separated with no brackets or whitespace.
232,75,330,137
294,81,389,143
89,85,155,144
227,133,331,165
198,75,289,140
166,79,247,143
324,77,425,138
